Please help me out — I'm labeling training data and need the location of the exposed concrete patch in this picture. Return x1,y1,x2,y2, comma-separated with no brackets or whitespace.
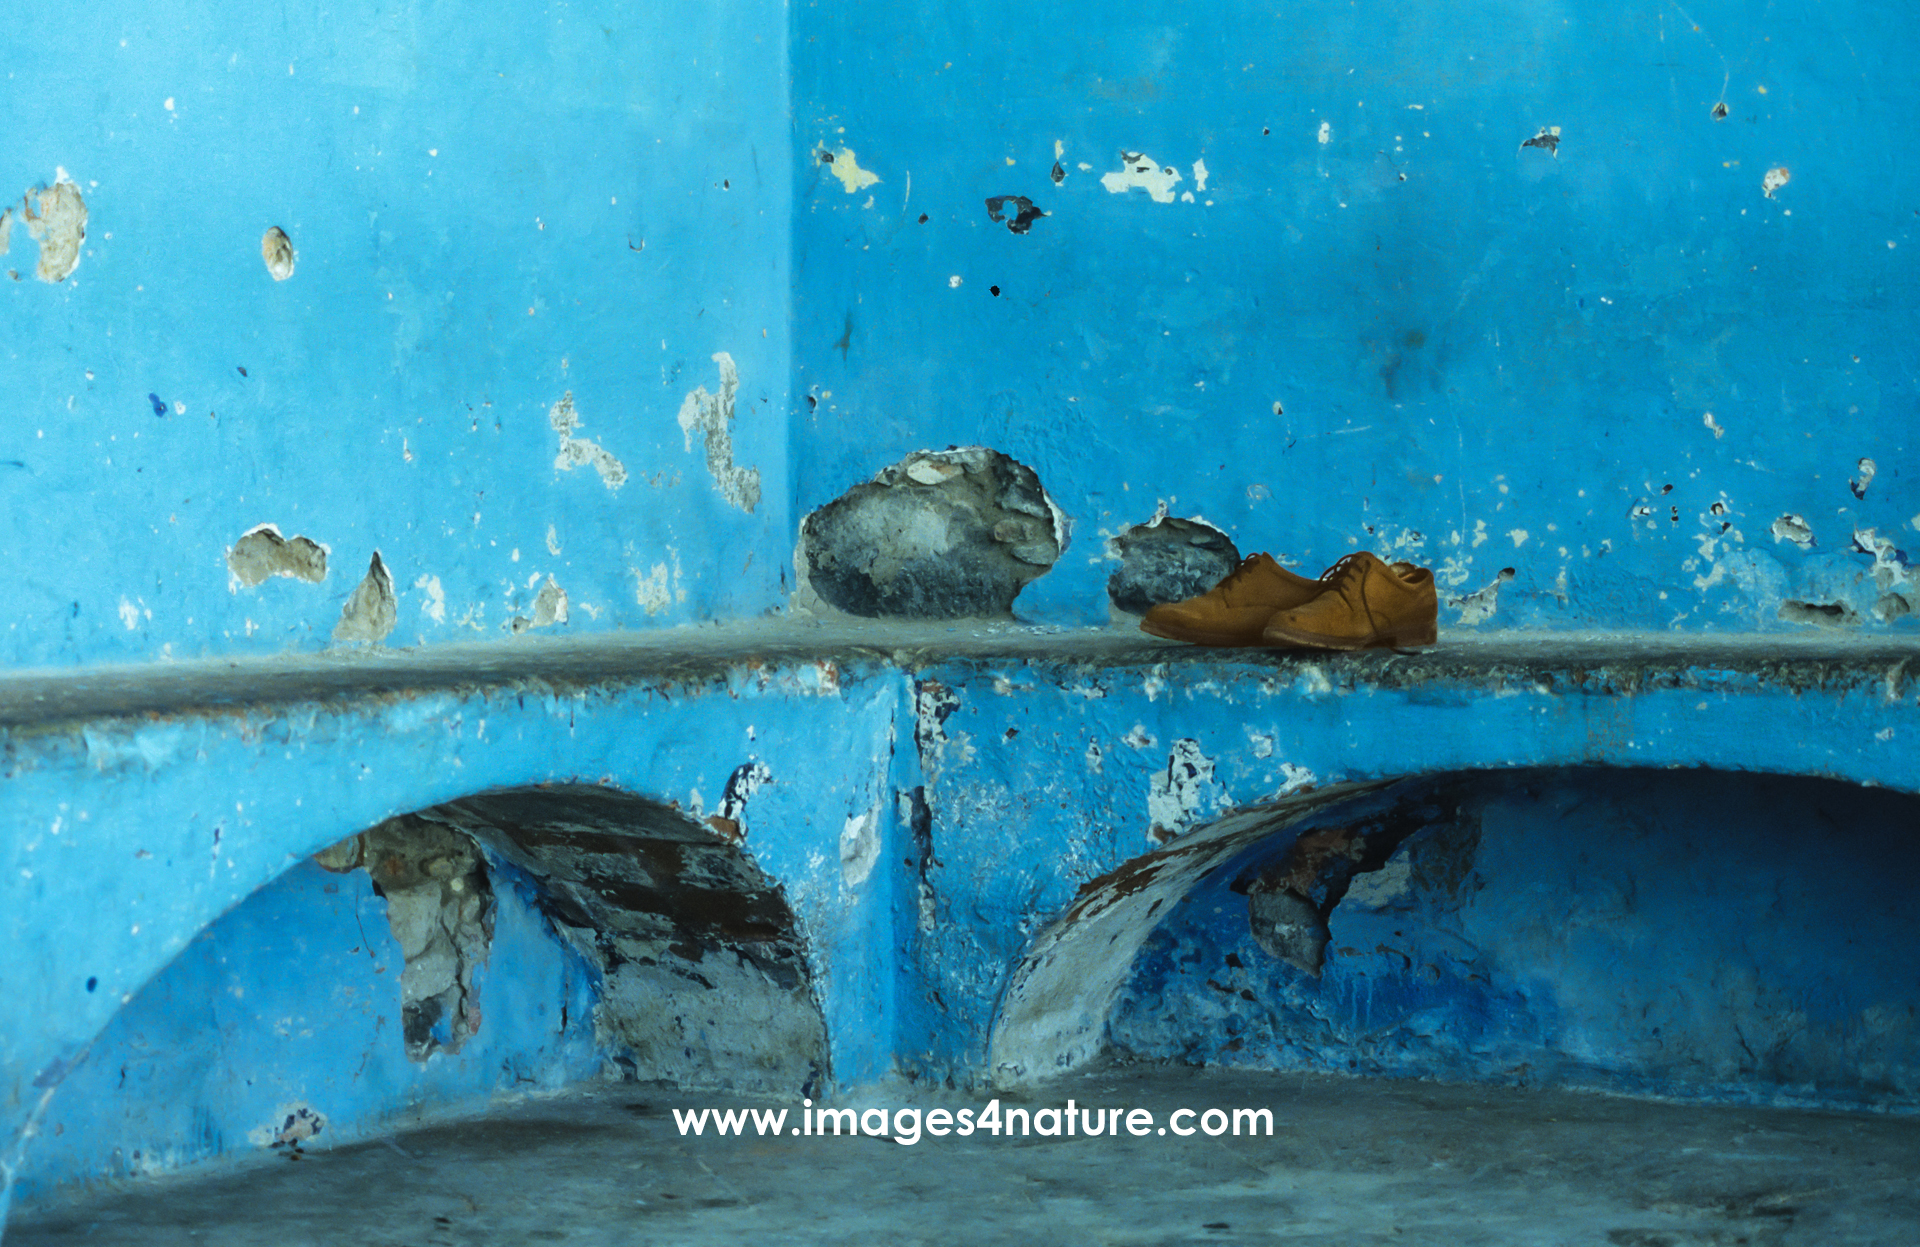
1105,515,1239,616
1853,528,1913,620
549,392,628,490
1772,514,1816,549
419,786,827,1095
226,524,328,588
1763,166,1791,198
984,195,1046,234
260,227,295,281
1449,567,1515,625
1779,599,1859,627
315,817,494,1060
819,146,881,194
796,447,1067,619
509,576,568,634
22,172,86,283
1100,152,1182,203
676,353,760,513
332,552,398,645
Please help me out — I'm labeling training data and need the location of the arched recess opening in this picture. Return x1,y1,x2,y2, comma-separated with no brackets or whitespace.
13,784,825,1205
992,767,1920,1114
405,784,828,1093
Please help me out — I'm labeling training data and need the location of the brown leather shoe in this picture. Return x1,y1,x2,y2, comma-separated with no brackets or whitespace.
1260,552,1438,650
1140,552,1325,646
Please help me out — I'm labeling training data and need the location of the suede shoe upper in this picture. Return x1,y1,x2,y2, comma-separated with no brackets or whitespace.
1259,551,1438,651
1139,552,1324,647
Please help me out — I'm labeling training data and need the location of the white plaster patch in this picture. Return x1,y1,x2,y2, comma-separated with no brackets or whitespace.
117,597,140,630
1191,158,1210,191
677,352,761,513
1762,166,1791,198
1247,730,1275,759
1100,151,1182,203
1508,528,1529,548
1317,121,1332,144
1121,724,1156,750
633,563,672,615
1472,520,1488,547
1268,762,1317,798
839,807,880,886
548,392,628,490
824,147,881,194
1146,739,1220,844
1085,740,1104,773
413,574,446,623
545,524,562,556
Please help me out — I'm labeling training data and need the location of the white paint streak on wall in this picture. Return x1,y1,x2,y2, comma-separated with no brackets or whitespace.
413,574,447,623
839,807,880,886
825,147,882,194
548,392,628,490
677,352,761,512
1100,152,1182,203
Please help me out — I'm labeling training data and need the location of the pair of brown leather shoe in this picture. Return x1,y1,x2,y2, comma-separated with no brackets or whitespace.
1139,551,1437,650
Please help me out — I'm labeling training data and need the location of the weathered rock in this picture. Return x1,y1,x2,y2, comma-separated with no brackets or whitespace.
796,446,1068,619
1106,516,1239,615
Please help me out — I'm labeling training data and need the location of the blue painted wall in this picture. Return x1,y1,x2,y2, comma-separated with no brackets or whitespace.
12,855,600,1204
792,0,1920,629
2,0,791,668
1109,769,1920,1110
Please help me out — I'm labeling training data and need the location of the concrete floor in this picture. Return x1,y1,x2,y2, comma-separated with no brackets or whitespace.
10,1067,1918,1246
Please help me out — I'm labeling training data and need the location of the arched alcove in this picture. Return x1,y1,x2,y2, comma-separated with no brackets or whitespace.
11,784,826,1206
993,768,1920,1113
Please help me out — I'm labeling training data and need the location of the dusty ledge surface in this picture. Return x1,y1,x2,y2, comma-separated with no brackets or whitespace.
0,620,1915,729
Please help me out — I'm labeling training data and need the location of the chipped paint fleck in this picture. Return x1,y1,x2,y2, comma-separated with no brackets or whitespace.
1771,514,1816,549
23,171,86,282
1451,567,1515,625
677,352,761,513
1146,739,1223,845
509,576,568,633
548,392,628,490
1100,151,1182,203
822,146,881,193
413,574,447,623
260,227,295,281
1762,166,1791,198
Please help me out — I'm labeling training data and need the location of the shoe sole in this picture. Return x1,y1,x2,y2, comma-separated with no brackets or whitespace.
1140,617,1265,647
1260,620,1438,651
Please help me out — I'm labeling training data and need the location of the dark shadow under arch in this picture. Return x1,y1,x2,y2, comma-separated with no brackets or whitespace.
365,784,829,1094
